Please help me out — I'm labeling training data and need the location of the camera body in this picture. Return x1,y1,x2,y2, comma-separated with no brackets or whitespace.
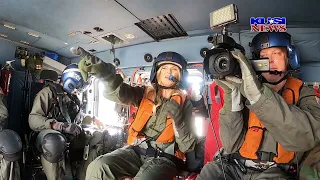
204,33,244,79
204,4,272,80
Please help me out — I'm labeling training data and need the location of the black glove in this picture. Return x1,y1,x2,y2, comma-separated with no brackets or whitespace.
163,99,190,138
163,100,183,128
53,121,82,137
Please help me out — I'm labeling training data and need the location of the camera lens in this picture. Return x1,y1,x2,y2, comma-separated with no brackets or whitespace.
216,56,230,72
204,48,241,79
219,58,228,70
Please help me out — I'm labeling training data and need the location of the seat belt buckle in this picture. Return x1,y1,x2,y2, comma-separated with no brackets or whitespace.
288,165,297,175
83,144,89,161
279,164,297,176
155,147,163,158
244,160,277,170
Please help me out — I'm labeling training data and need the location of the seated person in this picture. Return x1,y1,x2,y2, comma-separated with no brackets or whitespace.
197,32,320,179
73,47,196,180
0,87,22,180
28,67,109,180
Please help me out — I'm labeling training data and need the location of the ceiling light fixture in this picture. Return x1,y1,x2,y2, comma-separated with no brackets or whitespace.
28,32,40,38
20,40,30,45
67,31,77,36
4,24,16,30
124,33,136,39
0,33,8,38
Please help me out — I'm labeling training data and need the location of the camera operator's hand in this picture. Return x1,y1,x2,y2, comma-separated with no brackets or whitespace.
227,49,262,104
216,79,243,113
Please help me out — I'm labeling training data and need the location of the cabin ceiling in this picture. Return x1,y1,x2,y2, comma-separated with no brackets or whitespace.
0,0,319,59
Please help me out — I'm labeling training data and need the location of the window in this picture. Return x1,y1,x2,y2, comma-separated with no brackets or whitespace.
83,78,96,115
96,80,122,127
187,69,207,137
187,75,203,96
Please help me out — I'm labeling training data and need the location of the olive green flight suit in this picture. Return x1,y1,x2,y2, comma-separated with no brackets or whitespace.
79,54,196,180
197,83,320,180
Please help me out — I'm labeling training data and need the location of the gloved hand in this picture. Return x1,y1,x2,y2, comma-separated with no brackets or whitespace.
225,50,263,104
163,100,183,126
216,79,244,113
163,100,186,137
72,47,116,82
53,121,82,137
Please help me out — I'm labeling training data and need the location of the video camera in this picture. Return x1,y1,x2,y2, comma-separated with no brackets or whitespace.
203,4,270,79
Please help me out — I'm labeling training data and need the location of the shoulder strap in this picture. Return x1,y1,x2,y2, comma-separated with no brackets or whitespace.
68,93,84,124
45,82,73,123
129,88,155,132
58,95,72,123
127,88,155,145
45,82,58,101
45,82,59,116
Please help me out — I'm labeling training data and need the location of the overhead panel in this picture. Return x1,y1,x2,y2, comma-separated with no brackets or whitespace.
5,29,39,45
135,14,188,41
59,24,156,58
0,20,39,45
112,25,154,45
0,25,10,35
56,42,112,59
0,0,139,46
32,35,70,52
71,31,99,44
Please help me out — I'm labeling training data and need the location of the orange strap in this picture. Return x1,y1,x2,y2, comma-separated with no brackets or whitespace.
127,96,154,144
239,112,265,160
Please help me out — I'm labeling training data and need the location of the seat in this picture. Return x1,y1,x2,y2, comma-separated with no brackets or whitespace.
24,70,60,178
204,82,224,165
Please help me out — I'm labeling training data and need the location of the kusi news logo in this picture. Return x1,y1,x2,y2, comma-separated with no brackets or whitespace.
250,17,287,32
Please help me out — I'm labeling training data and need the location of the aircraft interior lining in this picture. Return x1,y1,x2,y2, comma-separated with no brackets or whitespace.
0,1,320,180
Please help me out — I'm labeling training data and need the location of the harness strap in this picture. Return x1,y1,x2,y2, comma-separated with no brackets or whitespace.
131,146,187,170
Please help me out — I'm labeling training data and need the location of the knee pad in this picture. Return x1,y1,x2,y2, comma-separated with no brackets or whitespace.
41,133,67,163
0,129,22,161
87,130,114,155
89,130,109,147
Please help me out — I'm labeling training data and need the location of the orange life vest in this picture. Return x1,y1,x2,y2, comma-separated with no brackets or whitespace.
239,76,303,164
127,87,187,160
